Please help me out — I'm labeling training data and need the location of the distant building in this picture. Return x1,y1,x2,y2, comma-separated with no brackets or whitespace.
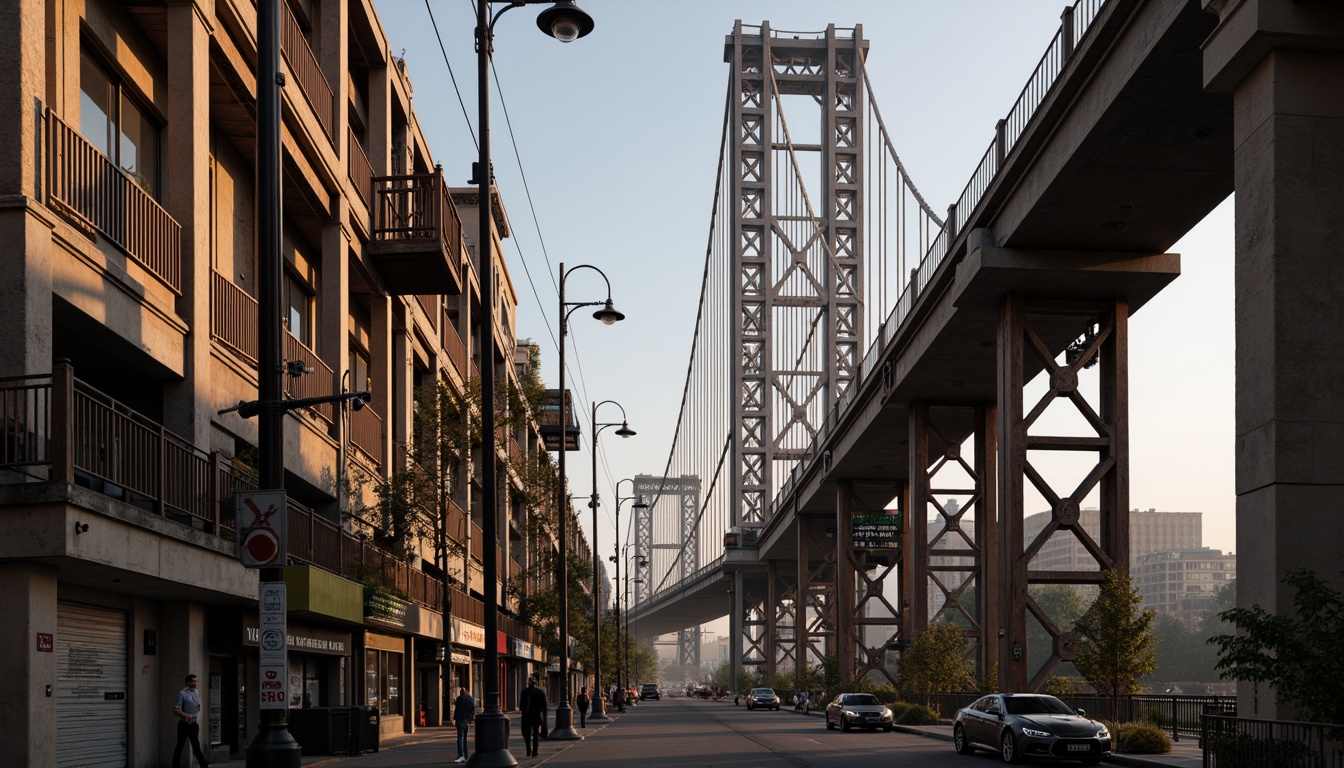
926,506,1230,620
1133,548,1236,625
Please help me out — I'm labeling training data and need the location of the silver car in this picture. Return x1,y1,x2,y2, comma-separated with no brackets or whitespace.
825,692,894,732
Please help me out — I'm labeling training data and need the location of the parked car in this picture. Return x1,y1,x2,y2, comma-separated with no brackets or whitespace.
824,693,893,732
952,693,1111,764
640,683,661,701
746,688,780,711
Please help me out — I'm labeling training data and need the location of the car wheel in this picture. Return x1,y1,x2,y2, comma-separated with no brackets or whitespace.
841,715,851,732
826,716,835,730
883,725,893,733
954,724,974,755
1000,730,1019,764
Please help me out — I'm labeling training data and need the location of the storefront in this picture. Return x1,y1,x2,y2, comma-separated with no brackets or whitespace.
448,616,485,709
363,591,443,737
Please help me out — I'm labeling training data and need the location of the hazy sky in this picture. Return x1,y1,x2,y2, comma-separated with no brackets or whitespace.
371,0,1237,563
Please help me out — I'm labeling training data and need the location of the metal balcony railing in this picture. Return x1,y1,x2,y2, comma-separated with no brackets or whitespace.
282,332,334,422
45,109,182,293
349,402,382,466
441,313,471,380
211,271,259,363
281,3,333,138
347,127,374,206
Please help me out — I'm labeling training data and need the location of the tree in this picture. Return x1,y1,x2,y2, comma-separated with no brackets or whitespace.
898,622,974,709
1073,569,1158,709
1027,584,1089,679
1209,569,1344,725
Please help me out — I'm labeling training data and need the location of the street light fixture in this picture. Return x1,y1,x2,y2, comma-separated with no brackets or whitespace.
608,482,647,690
587,401,635,721
551,263,625,741
472,2,594,763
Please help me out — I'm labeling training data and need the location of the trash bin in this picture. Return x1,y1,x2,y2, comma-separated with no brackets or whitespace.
349,705,380,754
287,707,353,756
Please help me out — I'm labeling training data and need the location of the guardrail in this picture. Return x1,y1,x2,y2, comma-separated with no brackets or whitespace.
1203,714,1344,768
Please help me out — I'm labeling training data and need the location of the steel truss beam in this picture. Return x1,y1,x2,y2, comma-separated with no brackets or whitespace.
907,402,999,679
997,294,1129,692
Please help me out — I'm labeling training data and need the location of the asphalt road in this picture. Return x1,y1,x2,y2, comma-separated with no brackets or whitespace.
537,697,987,768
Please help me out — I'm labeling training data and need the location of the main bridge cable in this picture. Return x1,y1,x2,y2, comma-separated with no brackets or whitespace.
642,76,734,558
857,53,943,227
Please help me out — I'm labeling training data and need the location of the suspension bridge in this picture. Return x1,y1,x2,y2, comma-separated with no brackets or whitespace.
621,0,1344,706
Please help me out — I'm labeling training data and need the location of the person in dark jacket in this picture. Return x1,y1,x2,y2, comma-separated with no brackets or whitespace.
452,687,475,763
518,677,548,757
575,686,590,728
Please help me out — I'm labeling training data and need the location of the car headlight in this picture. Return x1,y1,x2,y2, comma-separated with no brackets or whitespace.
843,710,859,718
1097,726,1110,738
881,711,893,720
1022,728,1053,738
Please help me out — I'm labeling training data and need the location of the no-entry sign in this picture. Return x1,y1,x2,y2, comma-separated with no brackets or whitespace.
236,491,287,568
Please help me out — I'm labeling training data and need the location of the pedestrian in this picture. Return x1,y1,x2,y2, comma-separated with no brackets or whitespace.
171,673,209,768
613,684,626,713
519,676,547,757
575,686,590,728
452,686,475,763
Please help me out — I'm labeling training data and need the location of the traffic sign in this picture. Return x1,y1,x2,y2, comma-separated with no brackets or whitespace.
236,491,286,568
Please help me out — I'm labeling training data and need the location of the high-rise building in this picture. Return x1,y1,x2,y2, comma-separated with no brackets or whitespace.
0,1,580,763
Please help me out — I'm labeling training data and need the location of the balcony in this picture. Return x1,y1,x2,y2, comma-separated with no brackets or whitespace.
45,109,182,293
281,2,333,138
369,169,464,296
0,362,440,612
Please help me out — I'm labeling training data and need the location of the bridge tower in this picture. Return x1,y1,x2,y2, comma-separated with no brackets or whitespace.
726,20,868,687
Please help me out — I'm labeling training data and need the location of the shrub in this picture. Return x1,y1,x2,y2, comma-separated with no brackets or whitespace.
1039,675,1075,696
1141,705,1164,726
1114,722,1172,754
888,702,940,725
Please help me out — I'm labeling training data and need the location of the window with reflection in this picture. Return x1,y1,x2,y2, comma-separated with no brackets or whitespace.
79,47,160,197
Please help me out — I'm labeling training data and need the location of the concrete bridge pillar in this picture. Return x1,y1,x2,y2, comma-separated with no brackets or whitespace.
1202,0,1344,721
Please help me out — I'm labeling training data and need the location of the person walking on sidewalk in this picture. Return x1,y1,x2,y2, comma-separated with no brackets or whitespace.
575,687,590,728
171,673,209,768
519,676,547,757
452,686,475,763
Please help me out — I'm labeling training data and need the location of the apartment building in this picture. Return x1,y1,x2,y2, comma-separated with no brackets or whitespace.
0,0,577,764
1132,548,1236,625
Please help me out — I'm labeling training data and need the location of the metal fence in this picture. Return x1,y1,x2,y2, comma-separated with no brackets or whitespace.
1203,715,1344,768
929,693,1236,741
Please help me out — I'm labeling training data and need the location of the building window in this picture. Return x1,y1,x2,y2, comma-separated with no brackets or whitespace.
365,649,402,716
349,303,372,391
284,239,318,347
79,48,160,197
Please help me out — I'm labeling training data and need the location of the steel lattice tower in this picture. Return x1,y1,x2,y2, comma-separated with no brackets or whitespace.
728,21,867,528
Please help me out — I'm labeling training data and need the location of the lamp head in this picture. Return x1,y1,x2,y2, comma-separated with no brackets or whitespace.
615,420,636,438
537,1,594,43
593,299,624,325
632,496,650,509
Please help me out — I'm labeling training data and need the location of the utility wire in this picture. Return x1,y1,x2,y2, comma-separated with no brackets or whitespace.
423,0,477,149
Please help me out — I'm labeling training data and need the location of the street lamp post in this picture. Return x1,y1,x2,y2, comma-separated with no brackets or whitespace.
625,555,647,689
608,483,647,691
552,265,625,740
472,3,594,764
587,401,635,721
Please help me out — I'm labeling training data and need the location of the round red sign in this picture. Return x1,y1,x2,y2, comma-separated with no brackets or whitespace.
243,528,280,565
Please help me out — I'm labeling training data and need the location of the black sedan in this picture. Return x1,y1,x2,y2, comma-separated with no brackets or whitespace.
825,693,894,732
953,693,1110,764
745,688,780,710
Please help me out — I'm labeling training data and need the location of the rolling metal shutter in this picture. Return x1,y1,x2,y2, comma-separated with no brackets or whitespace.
57,602,128,768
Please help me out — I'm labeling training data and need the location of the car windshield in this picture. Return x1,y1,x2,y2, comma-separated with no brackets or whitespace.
844,694,880,706
1004,696,1075,716
751,689,773,696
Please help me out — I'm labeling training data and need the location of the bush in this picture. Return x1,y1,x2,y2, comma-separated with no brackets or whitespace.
888,702,940,725
1113,722,1172,754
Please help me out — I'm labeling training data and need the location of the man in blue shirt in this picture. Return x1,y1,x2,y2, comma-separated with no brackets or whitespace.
172,673,209,767
452,686,475,763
